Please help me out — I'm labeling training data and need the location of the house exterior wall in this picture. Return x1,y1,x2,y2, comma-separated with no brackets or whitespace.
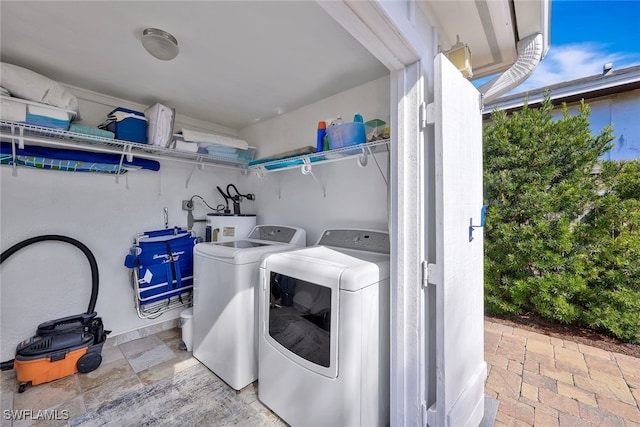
484,73,640,162
561,89,640,160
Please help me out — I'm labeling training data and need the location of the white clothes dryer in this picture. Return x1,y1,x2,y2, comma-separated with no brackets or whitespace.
258,229,390,427
193,225,306,391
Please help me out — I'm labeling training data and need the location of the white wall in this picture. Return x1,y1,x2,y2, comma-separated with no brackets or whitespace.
240,75,391,244
0,76,390,361
591,91,640,160
551,89,640,161
0,92,251,361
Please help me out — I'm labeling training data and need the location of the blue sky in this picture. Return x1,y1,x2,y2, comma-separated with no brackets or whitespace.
478,0,640,93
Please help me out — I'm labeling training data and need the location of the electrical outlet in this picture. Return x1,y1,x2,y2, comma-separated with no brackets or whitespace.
182,200,193,211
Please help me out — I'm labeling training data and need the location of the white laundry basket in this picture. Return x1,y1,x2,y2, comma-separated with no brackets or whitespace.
180,308,194,351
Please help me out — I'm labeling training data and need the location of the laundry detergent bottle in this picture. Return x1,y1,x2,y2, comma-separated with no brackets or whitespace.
316,121,327,153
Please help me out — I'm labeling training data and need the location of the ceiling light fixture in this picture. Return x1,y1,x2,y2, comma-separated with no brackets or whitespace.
141,28,179,61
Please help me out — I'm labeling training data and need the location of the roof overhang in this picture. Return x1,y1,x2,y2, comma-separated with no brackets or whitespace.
419,0,550,79
483,65,640,118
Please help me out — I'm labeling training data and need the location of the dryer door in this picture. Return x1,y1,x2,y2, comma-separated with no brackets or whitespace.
261,255,342,379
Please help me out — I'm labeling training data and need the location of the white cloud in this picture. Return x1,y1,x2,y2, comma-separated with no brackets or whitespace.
512,42,639,93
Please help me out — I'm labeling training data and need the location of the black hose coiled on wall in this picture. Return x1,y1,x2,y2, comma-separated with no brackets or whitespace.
0,235,99,314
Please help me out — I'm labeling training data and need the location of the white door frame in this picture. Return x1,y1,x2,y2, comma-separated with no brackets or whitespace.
316,2,438,426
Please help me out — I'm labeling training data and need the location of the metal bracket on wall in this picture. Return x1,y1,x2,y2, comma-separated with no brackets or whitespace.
10,125,24,176
185,160,206,189
358,144,388,186
254,170,281,199
301,158,326,198
115,144,133,185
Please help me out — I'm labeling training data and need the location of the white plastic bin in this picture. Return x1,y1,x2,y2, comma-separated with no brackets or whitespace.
180,308,194,351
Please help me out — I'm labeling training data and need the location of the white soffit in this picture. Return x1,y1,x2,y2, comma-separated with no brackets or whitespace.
420,0,519,79
513,0,551,57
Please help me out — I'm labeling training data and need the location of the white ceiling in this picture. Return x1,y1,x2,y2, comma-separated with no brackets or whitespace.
0,1,389,130
1,1,548,131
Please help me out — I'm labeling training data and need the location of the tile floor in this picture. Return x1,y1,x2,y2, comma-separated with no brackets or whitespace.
3,320,638,426
1,327,285,427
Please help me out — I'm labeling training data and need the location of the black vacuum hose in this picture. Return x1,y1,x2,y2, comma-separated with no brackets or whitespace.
1,235,99,314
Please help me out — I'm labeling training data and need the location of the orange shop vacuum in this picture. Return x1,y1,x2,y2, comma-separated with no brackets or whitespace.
0,235,109,393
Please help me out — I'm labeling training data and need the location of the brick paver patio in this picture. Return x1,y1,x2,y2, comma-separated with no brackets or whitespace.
485,319,640,426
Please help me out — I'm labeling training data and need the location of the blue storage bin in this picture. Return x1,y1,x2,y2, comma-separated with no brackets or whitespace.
1,95,75,130
104,107,148,143
326,121,366,150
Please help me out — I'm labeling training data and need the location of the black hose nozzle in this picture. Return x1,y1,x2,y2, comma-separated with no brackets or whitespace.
1,359,15,371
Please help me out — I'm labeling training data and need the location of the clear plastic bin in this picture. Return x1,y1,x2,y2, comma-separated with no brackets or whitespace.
326,121,366,149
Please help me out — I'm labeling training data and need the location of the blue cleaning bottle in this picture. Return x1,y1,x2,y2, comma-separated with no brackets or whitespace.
317,121,327,153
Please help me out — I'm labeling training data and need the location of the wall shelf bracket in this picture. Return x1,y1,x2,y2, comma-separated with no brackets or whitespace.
10,125,24,176
185,159,205,188
17,125,25,150
255,169,281,199
360,144,388,186
115,146,132,184
301,159,326,197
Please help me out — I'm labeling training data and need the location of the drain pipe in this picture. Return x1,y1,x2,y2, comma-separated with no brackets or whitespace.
478,32,545,104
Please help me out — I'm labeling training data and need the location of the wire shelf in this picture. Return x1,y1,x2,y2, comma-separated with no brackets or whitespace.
248,138,390,174
0,120,249,169
1,121,391,179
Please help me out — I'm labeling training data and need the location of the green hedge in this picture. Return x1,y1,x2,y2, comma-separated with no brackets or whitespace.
483,95,640,343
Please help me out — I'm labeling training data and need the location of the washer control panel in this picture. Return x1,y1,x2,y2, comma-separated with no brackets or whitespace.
317,229,389,254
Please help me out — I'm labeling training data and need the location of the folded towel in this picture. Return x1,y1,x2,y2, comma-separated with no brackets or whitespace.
25,114,69,130
174,140,199,153
145,103,175,147
198,143,237,153
69,123,115,142
0,97,26,121
181,128,248,150
29,104,72,121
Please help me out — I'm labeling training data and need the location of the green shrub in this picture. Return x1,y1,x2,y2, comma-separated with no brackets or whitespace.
483,95,640,343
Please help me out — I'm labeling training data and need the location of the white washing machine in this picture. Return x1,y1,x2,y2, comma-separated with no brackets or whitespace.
258,229,390,427
192,225,306,391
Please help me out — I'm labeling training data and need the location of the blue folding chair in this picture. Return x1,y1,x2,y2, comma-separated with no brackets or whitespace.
124,227,198,318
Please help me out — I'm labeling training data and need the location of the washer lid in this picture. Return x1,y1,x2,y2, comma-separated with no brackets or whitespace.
194,240,293,263
216,240,271,249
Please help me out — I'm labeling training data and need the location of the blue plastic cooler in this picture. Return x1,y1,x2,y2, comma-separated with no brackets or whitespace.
104,107,148,144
